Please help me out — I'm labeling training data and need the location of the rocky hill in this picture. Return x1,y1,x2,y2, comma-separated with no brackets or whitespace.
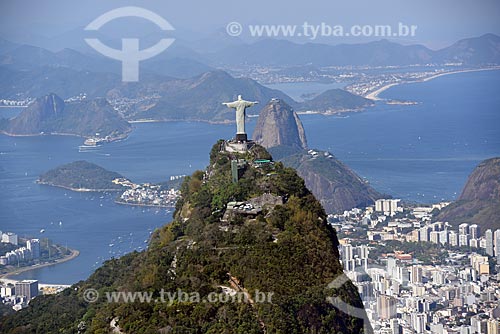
37,161,124,192
434,33,500,65
0,141,369,333
297,88,374,113
0,93,131,140
434,157,500,230
281,150,383,213
253,99,383,213
252,99,307,150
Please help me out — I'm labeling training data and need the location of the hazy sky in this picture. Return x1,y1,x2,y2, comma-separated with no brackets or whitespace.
1,0,500,49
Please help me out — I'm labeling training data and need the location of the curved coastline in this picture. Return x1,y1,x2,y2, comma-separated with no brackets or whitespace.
0,248,80,281
365,67,500,101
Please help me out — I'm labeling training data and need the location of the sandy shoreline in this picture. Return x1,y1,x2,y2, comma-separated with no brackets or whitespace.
365,67,500,101
0,248,80,281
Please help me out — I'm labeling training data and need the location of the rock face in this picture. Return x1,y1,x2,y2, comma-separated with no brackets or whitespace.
0,141,370,333
253,99,382,213
435,157,500,230
252,99,307,150
281,151,383,213
0,93,131,139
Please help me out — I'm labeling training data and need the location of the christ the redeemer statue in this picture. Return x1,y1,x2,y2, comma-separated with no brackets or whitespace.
222,95,258,142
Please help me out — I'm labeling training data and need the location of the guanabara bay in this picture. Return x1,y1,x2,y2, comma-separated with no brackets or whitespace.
2,2,500,334
0,139,370,333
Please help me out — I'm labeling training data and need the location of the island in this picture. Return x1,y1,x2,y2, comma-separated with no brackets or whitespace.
38,161,182,207
37,160,125,192
296,88,375,114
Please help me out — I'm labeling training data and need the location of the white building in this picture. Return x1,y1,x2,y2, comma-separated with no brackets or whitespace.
375,199,401,216
469,224,480,239
494,229,500,261
27,239,41,259
484,229,493,256
1,232,18,245
449,231,458,247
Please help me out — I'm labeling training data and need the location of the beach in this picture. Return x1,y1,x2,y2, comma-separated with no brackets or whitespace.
0,248,80,281
365,67,500,101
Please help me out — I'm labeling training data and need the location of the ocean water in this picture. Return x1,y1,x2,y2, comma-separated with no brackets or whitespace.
299,70,500,202
0,122,237,284
0,70,499,284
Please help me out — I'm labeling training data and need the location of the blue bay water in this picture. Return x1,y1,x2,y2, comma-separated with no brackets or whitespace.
0,123,236,284
0,70,499,284
298,70,500,202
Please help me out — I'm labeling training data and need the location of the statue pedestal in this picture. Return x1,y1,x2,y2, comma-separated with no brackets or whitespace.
235,133,247,142
224,139,253,153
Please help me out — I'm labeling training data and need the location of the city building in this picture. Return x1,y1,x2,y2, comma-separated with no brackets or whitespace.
1,232,18,245
494,229,500,261
469,224,480,239
27,239,40,259
377,295,397,320
485,229,494,256
459,223,469,236
375,199,401,217
14,280,39,300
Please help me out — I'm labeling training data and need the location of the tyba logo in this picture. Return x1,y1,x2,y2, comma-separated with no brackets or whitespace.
85,7,175,82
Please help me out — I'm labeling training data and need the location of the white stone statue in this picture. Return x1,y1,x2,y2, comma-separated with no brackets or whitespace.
222,95,258,137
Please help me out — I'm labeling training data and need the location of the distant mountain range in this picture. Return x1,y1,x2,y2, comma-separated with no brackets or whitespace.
208,34,500,66
134,70,295,122
0,93,131,140
0,33,499,124
0,66,384,123
1,33,499,80
0,39,212,79
435,157,500,231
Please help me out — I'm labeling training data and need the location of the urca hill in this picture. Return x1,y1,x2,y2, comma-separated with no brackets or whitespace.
0,141,369,334
253,98,383,213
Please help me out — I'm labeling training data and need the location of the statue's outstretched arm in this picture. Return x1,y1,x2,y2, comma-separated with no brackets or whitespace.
222,101,239,108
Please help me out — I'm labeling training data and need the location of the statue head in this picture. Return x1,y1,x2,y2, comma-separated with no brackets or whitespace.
238,95,242,100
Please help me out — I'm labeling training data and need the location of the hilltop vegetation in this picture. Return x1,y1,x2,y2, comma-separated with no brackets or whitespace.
1,141,368,334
